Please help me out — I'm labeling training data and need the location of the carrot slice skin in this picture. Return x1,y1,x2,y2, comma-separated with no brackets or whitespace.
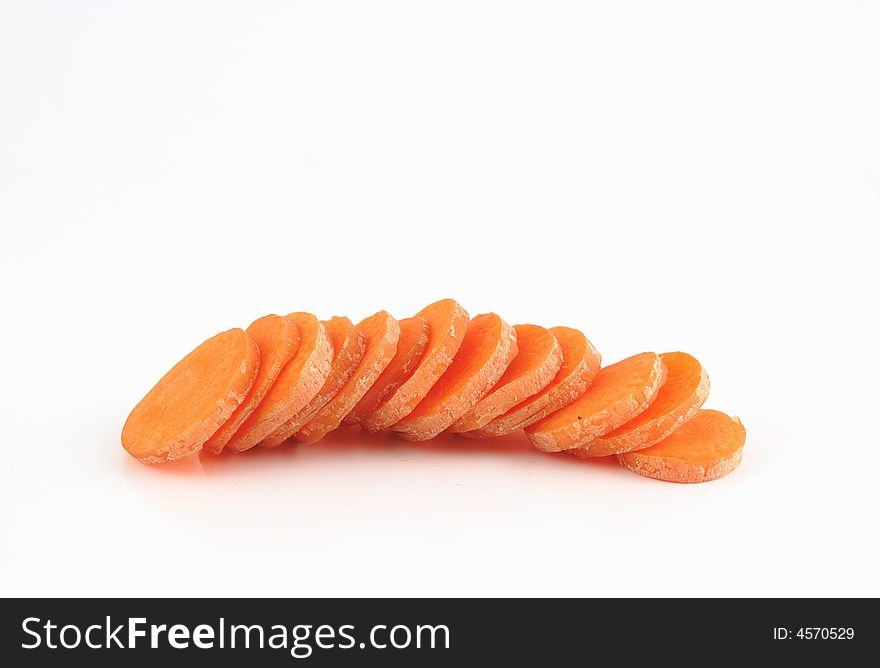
449,324,562,433
344,316,429,426
260,316,366,448
295,311,400,445
392,313,518,441
122,328,259,463
616,409,745,483
571,351,709,458
360,299,469,433
526,352,666,452
467,326,601,437
226,313,333,453
203,315,299,454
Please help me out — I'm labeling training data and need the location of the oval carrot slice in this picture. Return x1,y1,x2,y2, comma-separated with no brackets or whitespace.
203,315,299,455
525,352,666,452
295,311,400,445
343,316,429,426
571,351,709,458
260,316,366,448
122,329,259,463
360,299,469,433
449,324,562,433
616,409,745,483
392,313,518,441
226,313,333,453
466,326,601,438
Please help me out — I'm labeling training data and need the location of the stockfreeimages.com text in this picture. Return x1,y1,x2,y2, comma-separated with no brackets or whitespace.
22,616,450,658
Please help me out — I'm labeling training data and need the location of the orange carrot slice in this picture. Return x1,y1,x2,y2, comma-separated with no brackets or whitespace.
226,313,332,452
449,324,562,433
525,352,666,452
466,326,601,437
571,351,709,458
260,316,366,448
122,329,259,463
295,311,400,445
361,299,469,433
203,315,299,455
344,316,429,426
616,409,745,483
392,313,517,441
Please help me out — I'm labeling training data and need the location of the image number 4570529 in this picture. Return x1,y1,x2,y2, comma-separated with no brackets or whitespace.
773,628,855,640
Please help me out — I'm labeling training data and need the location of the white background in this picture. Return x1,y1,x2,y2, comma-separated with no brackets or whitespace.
1,1,878,597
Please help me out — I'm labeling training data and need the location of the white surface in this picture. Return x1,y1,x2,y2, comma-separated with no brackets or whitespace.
1,1,879,597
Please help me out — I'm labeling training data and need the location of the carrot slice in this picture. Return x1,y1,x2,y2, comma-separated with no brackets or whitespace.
260,316,366,448
203,315,299,454
226,313,332,452
449,324,562,433
525,352,666,452
466,326,601,437
343,316,429,426
616,409,745,483
295,311,400,445
392,313,518,441
121,329,259,463
571,351,709,458
360,299,469,433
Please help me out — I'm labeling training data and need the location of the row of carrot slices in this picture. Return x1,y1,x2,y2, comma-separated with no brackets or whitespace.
122,299,745,483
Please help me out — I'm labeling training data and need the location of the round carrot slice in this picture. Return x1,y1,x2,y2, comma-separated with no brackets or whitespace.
121,329,259,463
343,316,429,426
203,314,299,455
449,324,562,433
392,313,518,442
466,326,601,437
525,352,666,452
226,313,333,453
616,409,745,483
571,351,709,458
295,311,400,445
360,299,469,433
260,316,366,448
